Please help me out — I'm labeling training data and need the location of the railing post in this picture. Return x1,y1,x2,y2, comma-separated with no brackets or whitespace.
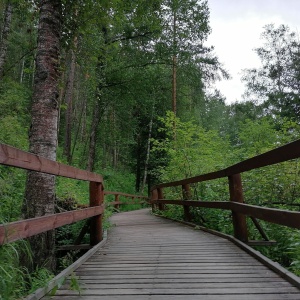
157,188,165,211
151,189,158,212
114,194,120,210
182,184,192,222
90,181,104,246
228,174,248,242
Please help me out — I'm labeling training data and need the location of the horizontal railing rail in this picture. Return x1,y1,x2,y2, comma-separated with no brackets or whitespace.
0,144,102,182
104,191,149,209
151,139,300,190
0,206,104,245
0,143,148,247
150,139,300,242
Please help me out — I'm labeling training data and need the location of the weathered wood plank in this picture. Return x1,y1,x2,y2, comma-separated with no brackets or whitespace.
0,143,102,182
0,206,103,245
43,209,300,300
52,287,300,296
151,199,300,229
46,295,300,300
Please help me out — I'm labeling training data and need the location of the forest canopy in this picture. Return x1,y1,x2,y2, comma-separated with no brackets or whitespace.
1,1,300,298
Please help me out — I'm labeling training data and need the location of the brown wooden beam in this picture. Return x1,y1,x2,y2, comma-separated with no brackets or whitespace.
246,240,276,246
230,202,300,229
104,191,148,199
152,139,300,190
0,206,103,245
150,199,231,210
228,174,248,242
182,184,192,222
250,216,269,241
57,244,92,251
90,182,104,246
151,199,300,230
157,188,164,211
0,143,103,182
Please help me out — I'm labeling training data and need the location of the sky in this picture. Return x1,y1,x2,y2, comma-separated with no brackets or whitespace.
206,0,300,104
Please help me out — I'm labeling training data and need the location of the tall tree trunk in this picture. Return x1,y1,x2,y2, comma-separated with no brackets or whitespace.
64,36,78,163
87,25,108,172
172,55,177,115
141,103,155,194
135,131,142,192
23,0,61,272
71,93,85,162
172,9,177,116
87,97,102,172
0,1,13,80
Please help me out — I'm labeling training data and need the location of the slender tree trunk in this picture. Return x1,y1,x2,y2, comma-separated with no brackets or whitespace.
172,10,177,116
64,36,78,163
87,26,108,172
0,1,13,80
20,58,25,83
135,131,142,192
172,55,177,115
87,96,104,171
71,94,85,162
141,103,155,194
23,0,61,272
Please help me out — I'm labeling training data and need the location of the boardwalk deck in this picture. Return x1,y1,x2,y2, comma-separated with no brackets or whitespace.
47,209,300,300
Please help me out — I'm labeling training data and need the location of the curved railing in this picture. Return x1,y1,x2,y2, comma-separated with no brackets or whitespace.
0,143,148,246
150,139,300,243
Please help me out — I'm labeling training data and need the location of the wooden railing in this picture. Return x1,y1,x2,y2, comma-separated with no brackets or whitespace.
0,143,147,246
105,191,148,210
150,139,300,243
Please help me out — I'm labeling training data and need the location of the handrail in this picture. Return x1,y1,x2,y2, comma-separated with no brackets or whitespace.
0,207,104,245
150,200,300,229
0,143,147,246
151,139,300,190
150,139,300,242
104,191,148,210
0,143,103,182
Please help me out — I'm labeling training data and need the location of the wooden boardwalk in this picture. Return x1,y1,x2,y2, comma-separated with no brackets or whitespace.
48,209,300,300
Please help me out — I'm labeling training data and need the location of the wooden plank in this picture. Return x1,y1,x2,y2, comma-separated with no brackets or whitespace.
74,277,285,283
57,244,92,251
230,202,300,229
229,173,248,241
53,287,300,296
44,209,300,300
46,295,300,300
247,240,277,246
151,199,300,229
0,206,103,245
90,182,104,245
150,199,231,209
104,191,148,199
25,234,107,300
0,143,103,182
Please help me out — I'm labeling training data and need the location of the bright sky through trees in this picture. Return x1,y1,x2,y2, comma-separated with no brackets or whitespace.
206,0,300,104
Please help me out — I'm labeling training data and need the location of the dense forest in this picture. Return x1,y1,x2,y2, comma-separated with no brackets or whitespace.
1,0,300,298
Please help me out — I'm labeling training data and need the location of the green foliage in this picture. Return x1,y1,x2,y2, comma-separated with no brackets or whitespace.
0,168,26,222
152,111,234,183
0,240,53,300
69,272,82,294
0,79,30,149
242,24,300,121
56,178,89,205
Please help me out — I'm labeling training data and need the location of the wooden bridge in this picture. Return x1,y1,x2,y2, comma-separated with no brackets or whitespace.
1,140,300,299
46,209,300,300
